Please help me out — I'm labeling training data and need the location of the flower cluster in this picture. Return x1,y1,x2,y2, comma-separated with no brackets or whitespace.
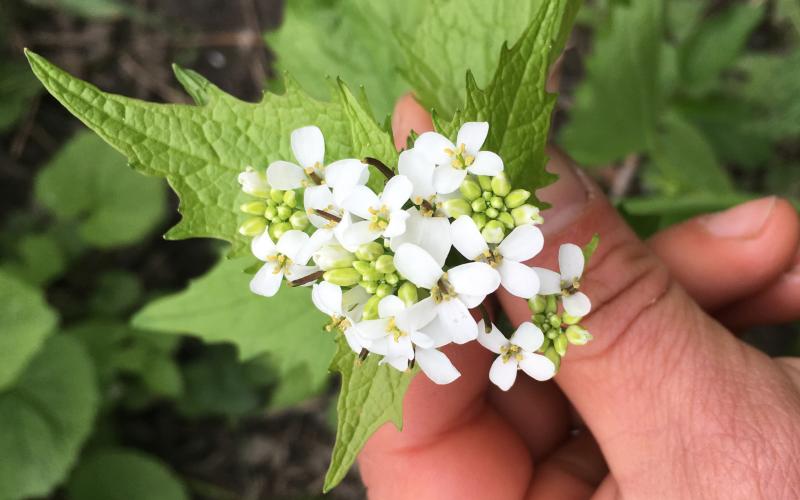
236,123,593,390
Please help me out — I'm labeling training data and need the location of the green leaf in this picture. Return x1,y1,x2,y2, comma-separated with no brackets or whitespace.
736,51,800,141
34,132,167,248
559,0,663,166
0,270,57,390
323,336,416,492
67,448,188,500
88,271,143,316
582,234,600,263
776,0,800,35
2,232,67,286
0,59,39,132
0,336,98,500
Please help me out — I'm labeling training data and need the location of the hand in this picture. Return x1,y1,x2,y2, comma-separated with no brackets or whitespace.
357,95,800,499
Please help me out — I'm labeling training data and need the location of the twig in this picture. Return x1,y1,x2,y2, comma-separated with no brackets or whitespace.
611,153,639,199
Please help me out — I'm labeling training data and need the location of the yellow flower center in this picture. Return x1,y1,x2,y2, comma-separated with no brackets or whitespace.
325,315,351,332
386,317,407,342
266,254,293,274
477,248,503,268
562,279,580,296
430,273,457,304
500,344,523,363
368,205,391,231
444,143,475,170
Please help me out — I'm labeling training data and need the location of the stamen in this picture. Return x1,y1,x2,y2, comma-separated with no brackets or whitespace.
359,348,369,361
288,270,324,287
313,209,342,223
420,199,435,213
363,157,395,179
305,165,324,185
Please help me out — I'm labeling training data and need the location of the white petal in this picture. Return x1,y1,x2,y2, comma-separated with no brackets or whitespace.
498,224,544,263
304,185,336,228
393,243,443,289
342,185,380,219
383,209,410,238
534,267,562,295
458,293,485,309
489,356,517,391
476,321,508,354
343,220,381,246
276,230,309,260
366,337,389,355
410,331,435,349
334,212,358,252
390,210,451,267
419,315,454,348
519,352,556,381
415,348,460,384
498,260,540,299
251,231,276,261
387,335,414,360
380,175,413,211
414,132,454,166
450,215,489,260
266,161,306,190
326,159,368,205
295,228,332,264
342,286,370,320
467,151,503,176
436,298,478,344
510,322,544,352
433,164,468,194
398,148,435,200
343,327,366,354
457,122,489,154
285,264,318,284
291,125,324,168
249,263,283,297
559,243,585,282
382,355,410,372
357,319,391,339
448,262,501,296
311,282,342,316
563,292,592,318
401,297,438,331
378,295,406,319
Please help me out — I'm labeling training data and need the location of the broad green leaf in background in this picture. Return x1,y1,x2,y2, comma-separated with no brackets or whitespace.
0,60,40,132
777,0,800,35
666,0,707,43
0,336,98,500
34,132,167,248
0,270,57,390
560,0,663,166
1,232,66,286
736,51,800,142
67,448,188,500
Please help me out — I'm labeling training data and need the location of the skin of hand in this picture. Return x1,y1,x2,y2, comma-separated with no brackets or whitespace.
357,94,800,499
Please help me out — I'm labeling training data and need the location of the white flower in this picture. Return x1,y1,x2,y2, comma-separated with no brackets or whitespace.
533,243,592,317
414,122,504,194
341,175,413,246
266,126,368,199
450,216,543,299
397,148,459,209
357,295,460,384
393,243,501,343
389,207,452,267
477,320,556,391
311,282,371,354
303,184,356,250
238,166,270,197
249,229,331,297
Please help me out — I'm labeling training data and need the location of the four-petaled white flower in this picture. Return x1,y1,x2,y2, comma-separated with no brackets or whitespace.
266,125,368,197
238,166,270,197
451,216,543,299
303,184,357,250
414,122,504,194
394,243,500,343
357,295,460,384
250,229,330,297
397,148,458,211
389,207,452,267
477,320,556,391
533,243,592,318
311,281,370,354
341,175,413,247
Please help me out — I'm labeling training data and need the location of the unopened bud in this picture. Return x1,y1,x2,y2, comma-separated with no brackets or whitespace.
472,213,488,230
485,207,499,219
359,280,378,294
282,189,297,208
554,334,568,356
442,198,473,218
361,269,384,282
490,173,511,197
289,211,309,230
237,167,270,197
459,178,482,201
489,196,505,210
268,221,292,240
375,254,396,274
548,313,561,328
477,175,493,191
270,189,285,204
505,189,531,209
528,295,547,314
471,198,487,213
264,205,278,220
546,294,558,314
562,313,581,325
375,283,394,298
323,268,362,287
497,211,514,229
544,347,561,372
565,325,592,345
352,260,372,275
511,204,542,226
362,295,381,320
276,206,292,221
398,281,418,306
384,272,399,285
313,244,355,270
240,201,267,215
481,220,505,244
355,242,384,261
238,217,266,236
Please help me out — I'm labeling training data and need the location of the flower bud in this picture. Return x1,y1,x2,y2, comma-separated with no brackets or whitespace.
471,198,487,213
240,201,267,215
497,211,514,229
489,196,505,210
269,222,292,240
554,334,568,356
359,280,378,294
352,260,372,275
490,173,511,197
375,254,396,274
355,242,384,261
543,347,561,372
459,178,482,201
362,295,381,320
264,205,278,220
375,283,394,298
362,269,384,282
505,189,531,209
323,268,362,287
485,207,499,219
270,189,285,204
546,295,558,314
532,313,546,325
289,211,309,230
237,167,270,197
276,206,293,221
482,191,493,200
477,175,493,191
562,313,582,325
548,313,561,328
313,244,355,270
442,198,473,218
282,189,297,208
565,325,592,345
398,281,418,306
528,295,547,313
384,272,399,285
238,217,266,236
511,204,542,226
539,336,552,352
472,213,488,230
481,220,505,244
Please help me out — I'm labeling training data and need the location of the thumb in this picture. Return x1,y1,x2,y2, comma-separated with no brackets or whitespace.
499,151,800,496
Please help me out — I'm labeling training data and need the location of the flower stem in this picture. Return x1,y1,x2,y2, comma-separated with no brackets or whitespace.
288,270,324,287
314,209,342,223
363,157,395,179
478,304,493,333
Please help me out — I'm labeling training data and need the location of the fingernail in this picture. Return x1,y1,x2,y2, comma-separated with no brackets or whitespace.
699,196,776,239
536,147,595,236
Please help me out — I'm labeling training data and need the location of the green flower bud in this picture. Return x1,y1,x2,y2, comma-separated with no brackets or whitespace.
355,242,384,261
565,325,592,345
269,222,292,240
497,211,515,229
398,281,418,306
313,245,356,270
481,220,505,244
270,189,285,204
240,201,267,215
505,189,531,209
528,295,547,314
362,295,381,320
562,313,582,325
477,175,493,191
511,204,543,226
471,198,487,213
282,189,297,208
384,272,399,285
548,313,561,328
472,213,488,230
489,196,505,210
289,211,309,230
263,205,278,220
277,205,293,221
482,191,493,201
543,347,561,371
532,313,546,325
375,254,396,274
238,217,266,236
546,295,558,314
359,280,378,294
540,336,552,353
352,260,372,275
442,198,473,218
490,173,512,197
485,207,499,219
459,178,482,201
324,268,362,287
554,334,568,356
361,269,384,282
547,330,559,340
375,283,394,298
